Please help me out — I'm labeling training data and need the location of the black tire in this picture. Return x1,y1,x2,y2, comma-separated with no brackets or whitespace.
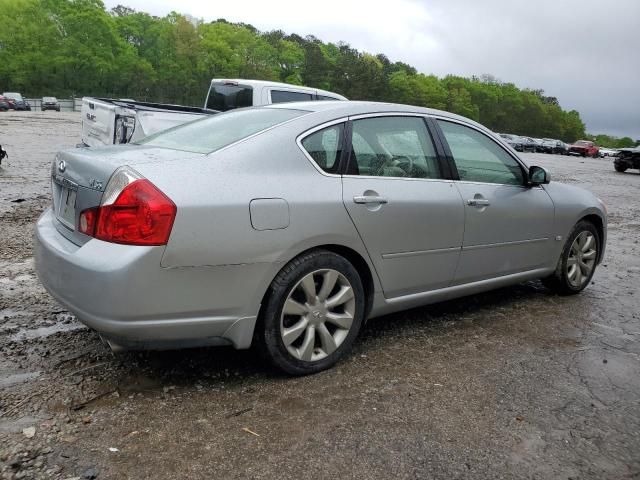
542,220,600,295
256,249,365,375
614,161,627,172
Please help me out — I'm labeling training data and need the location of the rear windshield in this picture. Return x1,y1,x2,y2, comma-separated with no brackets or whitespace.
206,84,253,111
136,108,306,154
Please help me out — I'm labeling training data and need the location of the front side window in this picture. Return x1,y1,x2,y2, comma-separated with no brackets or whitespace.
348,116,440,179
301,124,344,173
270,90,314,104
437,120,524,186
137,108,305,154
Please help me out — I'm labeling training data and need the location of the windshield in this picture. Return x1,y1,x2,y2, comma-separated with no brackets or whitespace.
4,92,22,100
136,108,306,154
206,83,253,112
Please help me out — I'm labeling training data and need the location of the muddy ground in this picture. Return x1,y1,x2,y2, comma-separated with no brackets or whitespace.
0,111,638,480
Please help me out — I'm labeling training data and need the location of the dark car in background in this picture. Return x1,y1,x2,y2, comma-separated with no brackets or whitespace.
3,92,31,111
0,95,9,111
41,97,60,111
541,138,569,154
498,133,524,151
521,136,538,152
569,140,599,158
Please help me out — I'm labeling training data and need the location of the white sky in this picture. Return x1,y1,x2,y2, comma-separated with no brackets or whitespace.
104,0,640,138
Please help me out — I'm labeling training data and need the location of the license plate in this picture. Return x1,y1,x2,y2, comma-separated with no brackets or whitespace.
56,187,77,228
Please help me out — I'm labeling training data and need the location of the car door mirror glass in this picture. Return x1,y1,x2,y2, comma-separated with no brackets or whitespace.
529,166,550,185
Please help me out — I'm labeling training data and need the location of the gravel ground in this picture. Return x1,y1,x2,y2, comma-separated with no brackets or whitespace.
1,111,639,480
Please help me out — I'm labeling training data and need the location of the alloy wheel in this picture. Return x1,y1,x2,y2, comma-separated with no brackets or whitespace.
280,269,355,362
567,231,597,287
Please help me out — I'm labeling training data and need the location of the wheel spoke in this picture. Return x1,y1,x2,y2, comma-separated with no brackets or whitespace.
298,325,316,361
582,249,596,260
299,274,317,303
325,285,354,309
567,257,578,267
568,264,578,281
581,234,593,252
325,311,353,330
282,318,308,346
574,265,583,285
317,270,339,302
283,298,308,316
316,323,337,355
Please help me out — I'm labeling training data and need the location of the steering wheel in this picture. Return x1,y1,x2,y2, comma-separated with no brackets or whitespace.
374,155,414,177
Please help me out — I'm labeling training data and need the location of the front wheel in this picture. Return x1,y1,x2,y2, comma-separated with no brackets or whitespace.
256,250,365,375
542,221,600,295
614,160,628,172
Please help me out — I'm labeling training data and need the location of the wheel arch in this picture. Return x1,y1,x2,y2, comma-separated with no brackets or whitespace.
255,244,376,333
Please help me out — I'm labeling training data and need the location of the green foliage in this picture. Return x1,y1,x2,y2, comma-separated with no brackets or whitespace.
0,0,588,140
591,134,638,149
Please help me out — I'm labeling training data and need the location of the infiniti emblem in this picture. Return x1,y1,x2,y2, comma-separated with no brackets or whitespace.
58,160,66,173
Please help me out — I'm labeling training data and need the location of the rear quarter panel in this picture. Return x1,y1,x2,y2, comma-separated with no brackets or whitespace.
133,119,375,270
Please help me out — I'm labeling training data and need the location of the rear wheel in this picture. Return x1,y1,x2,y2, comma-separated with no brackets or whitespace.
256,250,365,375
542,221,600,295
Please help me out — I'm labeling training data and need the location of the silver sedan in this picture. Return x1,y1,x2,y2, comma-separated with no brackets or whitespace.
35,102,607,375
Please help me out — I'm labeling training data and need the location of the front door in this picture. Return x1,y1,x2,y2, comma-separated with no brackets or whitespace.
435,119,555,284
341,115,465,298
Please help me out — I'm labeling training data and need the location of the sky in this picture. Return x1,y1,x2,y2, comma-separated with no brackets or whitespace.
103,0,640,138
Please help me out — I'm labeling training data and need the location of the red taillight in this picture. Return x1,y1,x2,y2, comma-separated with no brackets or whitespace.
79,179,176,246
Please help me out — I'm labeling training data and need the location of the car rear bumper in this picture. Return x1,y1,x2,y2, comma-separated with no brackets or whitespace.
35,209,263,350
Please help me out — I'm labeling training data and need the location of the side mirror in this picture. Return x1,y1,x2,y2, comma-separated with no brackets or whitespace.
529,166,550,186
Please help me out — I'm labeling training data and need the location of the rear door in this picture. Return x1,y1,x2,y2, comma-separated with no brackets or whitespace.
434,119,555,284
340,115,464,298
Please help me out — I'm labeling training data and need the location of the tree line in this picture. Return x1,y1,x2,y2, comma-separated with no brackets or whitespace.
0,0,628,144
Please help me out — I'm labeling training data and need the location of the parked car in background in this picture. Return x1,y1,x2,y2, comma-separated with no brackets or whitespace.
569,140,599,157
614,147,640,172
541,139,569,154
599,148,618,157
0,95,9,111
36,101,607,375
81,78,347,147
41,97,60,111
499,133,524,151
3,92,30,110
521,136,538,152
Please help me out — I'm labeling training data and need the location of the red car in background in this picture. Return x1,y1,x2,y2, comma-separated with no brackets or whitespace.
569,140,600,158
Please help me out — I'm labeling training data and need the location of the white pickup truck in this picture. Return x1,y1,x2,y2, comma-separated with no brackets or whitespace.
80,79,347,147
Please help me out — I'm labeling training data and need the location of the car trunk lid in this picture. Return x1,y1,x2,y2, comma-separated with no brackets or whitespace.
50,145,203,246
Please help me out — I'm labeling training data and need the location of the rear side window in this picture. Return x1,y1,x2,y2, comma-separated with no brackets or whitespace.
206,84,253,111
348,116,441,179
301,124,344,173
271,90,314,103
138,108,305,154
438,120,524,186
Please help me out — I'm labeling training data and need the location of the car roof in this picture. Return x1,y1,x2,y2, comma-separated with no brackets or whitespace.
210,79,347,100
266,100,486,128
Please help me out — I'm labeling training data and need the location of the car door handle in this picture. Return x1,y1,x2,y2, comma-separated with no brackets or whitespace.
353,195,388,205
467,198,490,207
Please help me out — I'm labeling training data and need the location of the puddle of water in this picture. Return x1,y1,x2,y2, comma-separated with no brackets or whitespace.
10,322,86,342
0,371,41,388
